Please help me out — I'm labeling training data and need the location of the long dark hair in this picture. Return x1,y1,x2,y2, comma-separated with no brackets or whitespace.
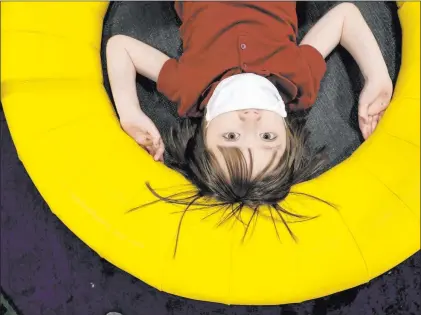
128,115,333,256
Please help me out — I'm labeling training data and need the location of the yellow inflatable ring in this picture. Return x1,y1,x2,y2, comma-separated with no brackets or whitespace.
1,2,419,305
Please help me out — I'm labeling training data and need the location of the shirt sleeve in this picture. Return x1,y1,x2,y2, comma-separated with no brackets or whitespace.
295,44,327,109
156,58,180,104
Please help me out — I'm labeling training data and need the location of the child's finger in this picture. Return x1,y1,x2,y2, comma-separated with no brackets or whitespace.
368,115,373,134
362,125,371,139
371,114,379,134
144,142,162,161
154,152,164,162
360,114,374,139
358,116,367,139
145,145,155,155
358,103,370,124
359,119,370,140
366,116,374,139
152,136,161,149
154,141,165,162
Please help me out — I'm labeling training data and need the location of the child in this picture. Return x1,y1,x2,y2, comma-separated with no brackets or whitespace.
106,2,392,213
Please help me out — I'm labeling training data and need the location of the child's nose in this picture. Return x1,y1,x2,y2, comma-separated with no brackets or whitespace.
238,109,261,121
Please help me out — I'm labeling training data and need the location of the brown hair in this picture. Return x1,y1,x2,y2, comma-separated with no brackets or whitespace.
129,116,332,256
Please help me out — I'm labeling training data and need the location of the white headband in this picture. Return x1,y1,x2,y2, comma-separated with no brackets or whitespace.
205,73,287,125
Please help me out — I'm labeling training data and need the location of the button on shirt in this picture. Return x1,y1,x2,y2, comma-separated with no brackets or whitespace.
157,1,327,117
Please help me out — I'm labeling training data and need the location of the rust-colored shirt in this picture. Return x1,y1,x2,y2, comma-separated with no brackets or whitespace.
157,1,326,117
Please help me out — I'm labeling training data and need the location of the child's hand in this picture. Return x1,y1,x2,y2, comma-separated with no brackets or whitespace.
120,112,165,162
358,74,393,139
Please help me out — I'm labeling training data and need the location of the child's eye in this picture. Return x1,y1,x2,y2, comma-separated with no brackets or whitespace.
223,132,240,141
260,132,277,141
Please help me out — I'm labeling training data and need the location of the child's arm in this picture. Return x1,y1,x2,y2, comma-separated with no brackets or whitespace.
299,3,387,78
106,35,170,119
106,35,170,161
300,3,393,139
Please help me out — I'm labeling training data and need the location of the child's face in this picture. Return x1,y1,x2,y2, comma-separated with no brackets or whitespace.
205,109,287,178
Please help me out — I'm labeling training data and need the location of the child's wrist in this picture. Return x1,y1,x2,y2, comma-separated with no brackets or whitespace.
362,61,389,81
118,107,145,122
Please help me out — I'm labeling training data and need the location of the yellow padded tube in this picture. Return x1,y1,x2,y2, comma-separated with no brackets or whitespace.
1,1,419,305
